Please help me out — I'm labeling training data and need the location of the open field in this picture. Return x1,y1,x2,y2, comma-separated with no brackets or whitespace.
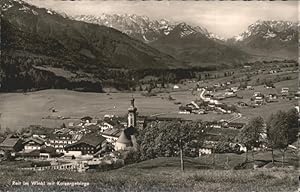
0,78,298,131
0,89,176,130
238,100,296,123
0,89,212,130
0,88,240,131
0,150,298,192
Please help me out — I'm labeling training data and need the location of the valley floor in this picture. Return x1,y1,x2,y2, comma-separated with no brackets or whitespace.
0,79,297,131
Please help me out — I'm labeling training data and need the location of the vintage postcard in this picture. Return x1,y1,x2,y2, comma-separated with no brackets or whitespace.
0,0,299,191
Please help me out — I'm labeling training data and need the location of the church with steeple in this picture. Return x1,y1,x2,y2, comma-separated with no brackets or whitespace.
115,98,138,151
127,98,137,128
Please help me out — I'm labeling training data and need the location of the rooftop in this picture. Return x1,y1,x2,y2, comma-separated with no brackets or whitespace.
23,136,45,145
0,135,21,148
102,129,122,137
65,134,106,148
116,131,132,144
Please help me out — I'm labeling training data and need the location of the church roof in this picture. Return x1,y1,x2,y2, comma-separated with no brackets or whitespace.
116,131,132,144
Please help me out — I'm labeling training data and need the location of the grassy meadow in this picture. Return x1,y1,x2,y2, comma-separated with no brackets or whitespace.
0,153,298,192
0,88,241,131
0,89,179,131
0,77,297,131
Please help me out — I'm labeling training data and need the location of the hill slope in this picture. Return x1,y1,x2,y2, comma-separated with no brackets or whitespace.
0,0,180,91
0,156,298,192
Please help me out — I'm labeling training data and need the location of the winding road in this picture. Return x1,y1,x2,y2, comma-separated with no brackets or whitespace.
199,88,242,122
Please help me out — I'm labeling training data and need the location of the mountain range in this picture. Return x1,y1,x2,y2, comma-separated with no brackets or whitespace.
229,20,299,59
74,14,249,66
0,0,298,92
74,14,298,60
0,0,180,91
74,14,225,43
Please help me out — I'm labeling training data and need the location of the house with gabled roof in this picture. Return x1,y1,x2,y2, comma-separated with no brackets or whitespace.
101,128,122,144
64,134,107,156
0,134,23,152
23,136,45,152
46,130,83,153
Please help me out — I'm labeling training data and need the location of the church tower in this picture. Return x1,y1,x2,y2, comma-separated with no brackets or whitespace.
115,98,138,151
128,98,137,127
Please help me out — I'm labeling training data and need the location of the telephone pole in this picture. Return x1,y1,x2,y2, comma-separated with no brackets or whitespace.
180,138,184,172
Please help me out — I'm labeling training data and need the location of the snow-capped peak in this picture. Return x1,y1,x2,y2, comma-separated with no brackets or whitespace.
233,20,297,42
73,13,178,42
173,22,210,38
208,33,225,41
1,0,69,18
73,14,221,42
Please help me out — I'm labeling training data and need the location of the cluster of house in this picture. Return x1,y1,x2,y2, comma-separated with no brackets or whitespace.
0,99,139,161
142,115,247,157
250,92,267,106
179,90,236,115
198,121,268,156
199,141,247,156
206,121,245,130
249,88,295,106
179,101,206,114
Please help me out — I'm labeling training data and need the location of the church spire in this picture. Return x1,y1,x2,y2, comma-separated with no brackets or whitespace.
128,97,137,127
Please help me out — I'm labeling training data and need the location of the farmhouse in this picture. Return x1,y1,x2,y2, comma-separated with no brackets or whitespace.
23,136,45,152
81,116,93,123
101,129,122,144
254,97,264,105
17,146,61,159
295,90,300,99
46,133,82,153
229,143,247,153
246,85,254,90
230,87,238,93
252,92,265,106
199,143,214,156
179,105,192,114
64,134,107,156
0,134,23,152
99,122,114,131
266,94,278,102
281,87,289,97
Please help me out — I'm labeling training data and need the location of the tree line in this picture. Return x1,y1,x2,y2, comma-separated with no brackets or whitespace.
239,108,298,165
132,108,298,167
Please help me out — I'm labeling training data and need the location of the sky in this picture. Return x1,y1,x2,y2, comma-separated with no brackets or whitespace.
24,0,299,38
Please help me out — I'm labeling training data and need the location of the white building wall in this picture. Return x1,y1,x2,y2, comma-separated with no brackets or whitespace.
115,143,128,151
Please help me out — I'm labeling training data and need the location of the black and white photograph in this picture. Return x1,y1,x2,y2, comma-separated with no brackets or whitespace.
0,0,299,191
